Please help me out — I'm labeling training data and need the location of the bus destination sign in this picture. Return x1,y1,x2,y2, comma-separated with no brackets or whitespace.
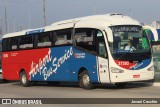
111,26,141,32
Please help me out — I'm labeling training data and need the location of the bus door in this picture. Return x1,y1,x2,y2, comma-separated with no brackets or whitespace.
96,30,110,83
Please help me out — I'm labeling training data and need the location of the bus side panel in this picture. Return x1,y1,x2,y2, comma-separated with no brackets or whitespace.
69,48,99,83
2,48,50,81
3,46,99,83
28,46,72,81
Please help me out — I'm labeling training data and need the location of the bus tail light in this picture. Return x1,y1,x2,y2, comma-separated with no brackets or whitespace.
111,67,124,73
147,66,155,71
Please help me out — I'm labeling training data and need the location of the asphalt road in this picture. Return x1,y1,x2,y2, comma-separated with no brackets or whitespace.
0,74,159,107
0,81,159,98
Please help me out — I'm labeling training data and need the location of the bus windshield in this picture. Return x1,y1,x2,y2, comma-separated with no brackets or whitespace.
110,25,151,61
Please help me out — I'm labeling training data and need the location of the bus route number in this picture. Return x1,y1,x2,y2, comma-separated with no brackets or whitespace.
118,61,129,66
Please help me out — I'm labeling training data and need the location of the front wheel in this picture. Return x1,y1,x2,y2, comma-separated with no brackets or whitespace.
79,70,95,90
20,71,31,87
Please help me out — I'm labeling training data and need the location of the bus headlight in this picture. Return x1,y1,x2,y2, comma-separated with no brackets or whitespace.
147,66,155,71
111,67,124,73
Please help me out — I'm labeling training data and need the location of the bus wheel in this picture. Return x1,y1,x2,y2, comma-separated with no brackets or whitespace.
115,83,127,88
20,71,31,87
79,70,95,90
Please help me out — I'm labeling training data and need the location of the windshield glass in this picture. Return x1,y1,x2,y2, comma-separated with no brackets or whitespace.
110,25,151,61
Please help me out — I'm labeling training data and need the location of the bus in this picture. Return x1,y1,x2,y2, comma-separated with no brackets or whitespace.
2,14,155,89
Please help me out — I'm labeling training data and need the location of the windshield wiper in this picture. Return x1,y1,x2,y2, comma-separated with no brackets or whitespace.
116,53,130,60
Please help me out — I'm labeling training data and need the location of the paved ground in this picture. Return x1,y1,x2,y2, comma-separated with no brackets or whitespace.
155,72,160,81
0,82,159,98
0,74,159,107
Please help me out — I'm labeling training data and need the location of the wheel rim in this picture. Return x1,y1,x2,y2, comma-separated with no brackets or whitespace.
83,74,90,86
22,74,27,84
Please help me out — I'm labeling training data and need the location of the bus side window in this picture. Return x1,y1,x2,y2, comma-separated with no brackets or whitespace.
54,29,72,46
36,32,52,47
19,36,33,49
75,28,96,52
10,37,18,50
96,30,107,58
2,38,9,52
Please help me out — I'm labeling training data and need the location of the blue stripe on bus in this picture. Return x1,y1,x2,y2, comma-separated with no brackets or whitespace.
26,29,45,35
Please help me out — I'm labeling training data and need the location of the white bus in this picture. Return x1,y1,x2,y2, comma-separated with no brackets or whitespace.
2,14,155,89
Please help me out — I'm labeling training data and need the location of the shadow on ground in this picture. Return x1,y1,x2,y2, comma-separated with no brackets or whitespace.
0,73,155,90
6,81,155,90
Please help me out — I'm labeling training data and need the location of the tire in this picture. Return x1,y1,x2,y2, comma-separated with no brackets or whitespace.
20,71,31,87
79,70,95,90
115,83,127,88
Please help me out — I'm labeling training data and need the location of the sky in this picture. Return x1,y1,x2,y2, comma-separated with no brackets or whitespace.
0,0,160,37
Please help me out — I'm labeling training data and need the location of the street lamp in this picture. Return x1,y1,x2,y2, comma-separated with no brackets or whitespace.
4,0,8,33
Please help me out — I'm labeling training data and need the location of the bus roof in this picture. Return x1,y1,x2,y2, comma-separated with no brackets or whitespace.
2,14,141,39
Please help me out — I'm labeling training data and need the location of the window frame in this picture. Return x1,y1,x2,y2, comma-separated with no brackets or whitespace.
18,35,34,50
74,28,108,58
53,28,73,47
2,28,74,52
34,32,53,49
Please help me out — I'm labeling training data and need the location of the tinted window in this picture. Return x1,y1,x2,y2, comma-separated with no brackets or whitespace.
2,38,9,52
96,31,107,57
36,33,52,47
10,37,18,50
54,29,72,46
75,28,95,52
19,36,33,49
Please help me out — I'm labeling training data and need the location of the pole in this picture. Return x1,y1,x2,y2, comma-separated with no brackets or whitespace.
29,8,31,29
4,0,8,33
13,17,16,32
0,17,2,35
43,0,46,26
93,0,96,15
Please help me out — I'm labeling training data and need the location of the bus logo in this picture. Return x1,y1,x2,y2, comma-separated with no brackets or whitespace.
74,53,85,59
29,47,73,81
3,54,8,58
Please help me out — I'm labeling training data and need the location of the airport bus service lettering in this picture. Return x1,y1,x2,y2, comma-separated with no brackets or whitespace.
29,47,73,80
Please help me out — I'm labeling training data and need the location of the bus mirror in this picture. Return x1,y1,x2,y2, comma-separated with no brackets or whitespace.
143,25,158,41
105,28,113,42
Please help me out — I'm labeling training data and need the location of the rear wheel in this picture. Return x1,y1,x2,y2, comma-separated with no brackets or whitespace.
79,70,95,89
20,71,31,87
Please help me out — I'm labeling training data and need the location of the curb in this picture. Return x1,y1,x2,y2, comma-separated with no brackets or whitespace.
153,82,160,87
